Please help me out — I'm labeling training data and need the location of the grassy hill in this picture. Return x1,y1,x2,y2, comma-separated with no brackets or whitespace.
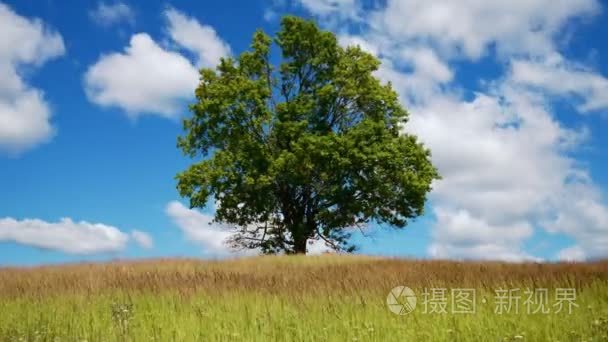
1,255,607,341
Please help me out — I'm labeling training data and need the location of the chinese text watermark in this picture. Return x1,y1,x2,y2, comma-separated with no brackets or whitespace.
387,286,578,315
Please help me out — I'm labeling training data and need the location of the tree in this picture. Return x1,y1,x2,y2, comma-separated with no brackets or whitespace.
176,16,439,254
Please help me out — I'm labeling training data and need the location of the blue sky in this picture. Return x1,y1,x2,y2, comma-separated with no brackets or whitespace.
1,0,607,265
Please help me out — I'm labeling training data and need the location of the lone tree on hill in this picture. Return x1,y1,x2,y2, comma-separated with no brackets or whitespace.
176,16,439,254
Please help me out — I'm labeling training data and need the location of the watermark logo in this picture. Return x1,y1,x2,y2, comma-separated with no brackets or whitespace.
387,286,417,315
387,286,578,315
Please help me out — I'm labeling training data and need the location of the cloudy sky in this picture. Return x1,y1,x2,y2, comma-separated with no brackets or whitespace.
1,0,607,265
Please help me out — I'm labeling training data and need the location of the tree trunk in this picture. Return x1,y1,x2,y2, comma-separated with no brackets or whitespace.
293,236,307,254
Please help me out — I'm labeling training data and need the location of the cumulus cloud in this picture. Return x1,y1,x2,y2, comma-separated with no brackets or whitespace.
542,180,608,260
429,208,536,262
369,0,600,59
294,0,608,261
164,8,231,67
84,33,199,117
408,89,573,220
0,217,129,254
306,238,335,255
131,229,153,249
557,245,586,262
338,35,379,56
165,201,236,255
298,0,359,19
0,3,64,154
403,72,608,261
84,7,230,118
510,55,608,112
89,1,134,27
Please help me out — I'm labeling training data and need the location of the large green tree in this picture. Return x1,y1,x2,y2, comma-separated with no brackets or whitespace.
176,16,439,254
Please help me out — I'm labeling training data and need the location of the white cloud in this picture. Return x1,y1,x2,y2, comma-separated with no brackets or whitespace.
0,217,129,254
131,229,153,249
542,180,608,260
429,208,536,262
408,89,573,223
510,55,608,112
85,7,230,118
165,201,236,255
400,47,453,84
298,0,358,19
89,1,134,27
369,0,600,59
164,8,231,67
0,3,64,154
557,245,586,262
338,35,379,56
306,238,336,255
405,78,607,261
84,33,199,118
0,87,54,154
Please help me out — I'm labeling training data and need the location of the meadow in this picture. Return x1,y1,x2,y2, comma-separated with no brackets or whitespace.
1,255,607,341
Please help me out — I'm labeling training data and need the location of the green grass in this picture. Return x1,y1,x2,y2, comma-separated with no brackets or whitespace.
1,256,607,341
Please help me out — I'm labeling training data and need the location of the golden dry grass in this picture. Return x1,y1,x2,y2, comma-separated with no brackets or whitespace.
1,255,606,298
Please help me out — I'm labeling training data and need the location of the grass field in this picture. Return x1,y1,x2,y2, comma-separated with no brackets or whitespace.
1,255,607,341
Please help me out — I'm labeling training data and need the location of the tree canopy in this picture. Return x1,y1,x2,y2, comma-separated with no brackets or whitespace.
176,16,439,254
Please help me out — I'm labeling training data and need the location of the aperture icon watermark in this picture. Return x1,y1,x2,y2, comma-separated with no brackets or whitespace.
387,286,578,315
387,286,417,315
